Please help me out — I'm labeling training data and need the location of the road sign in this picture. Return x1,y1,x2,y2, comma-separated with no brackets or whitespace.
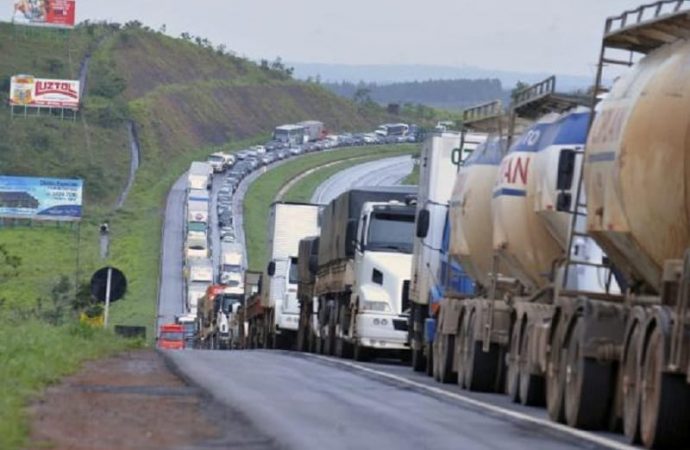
90,266,127,328
90,267,127,302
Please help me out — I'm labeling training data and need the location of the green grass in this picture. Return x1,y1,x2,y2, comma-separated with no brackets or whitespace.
244,144,418,271
0,322,138,450
402,163,420,185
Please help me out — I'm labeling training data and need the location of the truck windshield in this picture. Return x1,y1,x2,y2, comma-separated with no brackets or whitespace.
208,155,224,162
367,212,414,253
222,264,242,272
160,331,183,341
289,257,299,284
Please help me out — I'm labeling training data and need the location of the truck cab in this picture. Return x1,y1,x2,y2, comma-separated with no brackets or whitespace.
158,323,185,350
350,201,416,353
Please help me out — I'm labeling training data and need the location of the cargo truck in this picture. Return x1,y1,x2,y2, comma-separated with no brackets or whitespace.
246,202,321,349
407,130,485,372
274,124,306,145
219,242,244,285
297,186,418,360
296,120,324,142
296,236,320,352
196,284,243,349
185,258,213,315
187,161,212,191
186,199,209,225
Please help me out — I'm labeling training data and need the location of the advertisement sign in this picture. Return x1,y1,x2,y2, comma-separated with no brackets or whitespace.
12,0,76,29
10,75,80,110
0,176,83,221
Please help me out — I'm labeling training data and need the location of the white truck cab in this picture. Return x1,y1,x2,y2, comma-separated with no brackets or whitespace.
350,201,415,351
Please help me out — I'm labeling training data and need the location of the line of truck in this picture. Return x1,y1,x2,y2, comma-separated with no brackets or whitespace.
241,3,690,448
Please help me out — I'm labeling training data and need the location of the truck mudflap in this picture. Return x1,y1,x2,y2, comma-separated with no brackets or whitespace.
356,312,409,350
424,317,436,344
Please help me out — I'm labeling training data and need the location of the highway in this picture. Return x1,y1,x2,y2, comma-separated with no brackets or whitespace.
157,153,633,450
311,155,413,204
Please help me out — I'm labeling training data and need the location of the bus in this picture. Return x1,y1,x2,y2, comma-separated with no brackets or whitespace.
274,125,305,145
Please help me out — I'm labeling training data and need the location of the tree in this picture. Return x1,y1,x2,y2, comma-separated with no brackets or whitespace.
353,87,372,106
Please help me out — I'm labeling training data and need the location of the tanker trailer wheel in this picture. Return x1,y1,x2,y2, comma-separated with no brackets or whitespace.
564,318,614,429
506,321,522,403
519,322,545,406
437,334,457,384
640,328,690,449
463,311,500,392
622,323,642,443
547,321,567,423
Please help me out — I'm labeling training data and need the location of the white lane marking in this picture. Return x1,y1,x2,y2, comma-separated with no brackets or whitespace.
308,354,637,450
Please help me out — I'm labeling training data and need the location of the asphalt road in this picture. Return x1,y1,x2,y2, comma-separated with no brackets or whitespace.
167,350,604,450
311,155,413,204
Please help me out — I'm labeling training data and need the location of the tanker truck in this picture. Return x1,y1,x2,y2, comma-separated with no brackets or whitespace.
245,202,321,349
407,129,485,372
543,4,690,447
298,186,417,360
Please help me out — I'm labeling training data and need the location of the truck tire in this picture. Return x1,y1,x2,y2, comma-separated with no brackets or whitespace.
547,321,567,423
335,305,353,359
506,321,521,403
564,318,614,430
519,323,545,406
622,322,642,444
354,340,371,362
437,334,456,384
640,327,690,449
463,311,499,392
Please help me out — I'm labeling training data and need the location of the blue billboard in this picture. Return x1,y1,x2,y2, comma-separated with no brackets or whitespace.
0,176,83,221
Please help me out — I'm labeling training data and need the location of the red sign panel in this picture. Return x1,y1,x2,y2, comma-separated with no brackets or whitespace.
12,0,76,29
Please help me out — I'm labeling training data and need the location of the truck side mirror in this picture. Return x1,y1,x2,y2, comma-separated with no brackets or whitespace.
556,149,576,191
416,209,430,238
556,192,572,212
267,261,276,277
308,255,319,275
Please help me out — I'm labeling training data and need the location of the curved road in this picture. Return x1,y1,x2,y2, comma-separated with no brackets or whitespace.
311,155,413,204
157,151,632,450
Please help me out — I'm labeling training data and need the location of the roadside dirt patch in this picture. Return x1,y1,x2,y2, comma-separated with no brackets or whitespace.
28,350,221,450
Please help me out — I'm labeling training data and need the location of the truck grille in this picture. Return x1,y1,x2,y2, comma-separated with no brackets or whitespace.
401,280,410,312
393,319,408,331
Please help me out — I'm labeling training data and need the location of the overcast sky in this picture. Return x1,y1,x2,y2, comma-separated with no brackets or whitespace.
1,0,644,76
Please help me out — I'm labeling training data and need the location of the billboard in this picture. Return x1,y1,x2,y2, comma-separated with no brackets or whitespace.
10,75,80,110
0,176,83,221
12,0,76,29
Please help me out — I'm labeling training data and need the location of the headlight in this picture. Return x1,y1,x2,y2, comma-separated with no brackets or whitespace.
360,300,391,312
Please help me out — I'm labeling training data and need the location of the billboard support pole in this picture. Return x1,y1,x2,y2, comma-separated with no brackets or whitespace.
74,221,81,304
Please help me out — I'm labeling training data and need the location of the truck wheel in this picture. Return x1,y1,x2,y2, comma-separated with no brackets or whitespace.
622,323,642,443
547,321,567,423
354,340,370,362
411,343,426,372
506,322,521,403
564,318,613,429
463,312,499,392
335,305,353,359
437,334,456,384
519,323,545,406
640,328,690,448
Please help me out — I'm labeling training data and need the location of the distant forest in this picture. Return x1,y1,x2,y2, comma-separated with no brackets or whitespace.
322,78,509,111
